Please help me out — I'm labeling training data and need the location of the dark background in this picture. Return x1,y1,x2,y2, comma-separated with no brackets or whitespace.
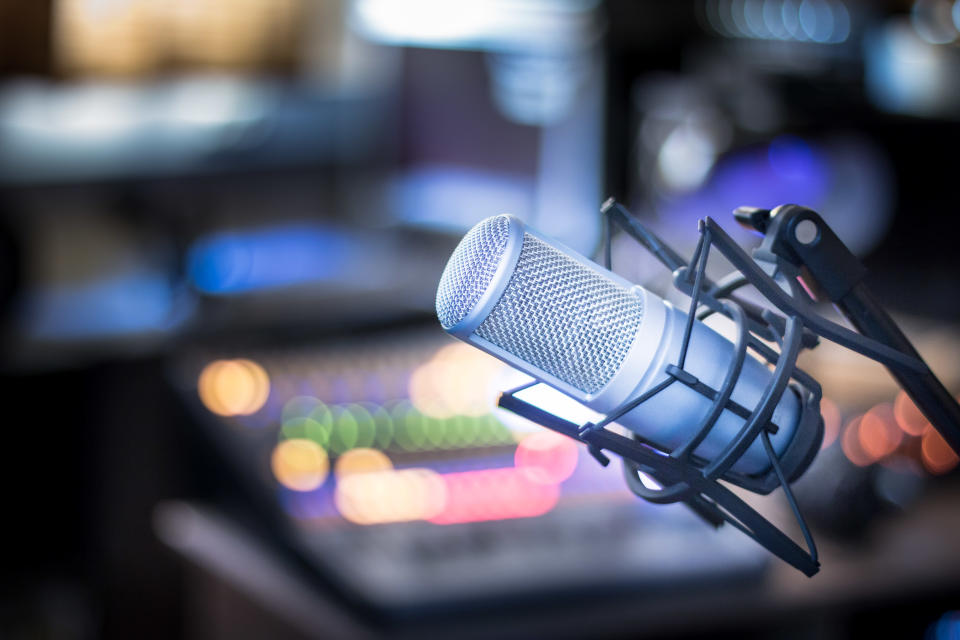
1,1,959,638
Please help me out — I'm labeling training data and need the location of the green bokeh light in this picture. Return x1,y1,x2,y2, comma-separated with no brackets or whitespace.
329,406,359,455
346,404,377,449
440,416,461,449
424,415,445,448
281,398,332,447
277,393,516,454
369,403,394,449
282,396,323,424
392,402,426,451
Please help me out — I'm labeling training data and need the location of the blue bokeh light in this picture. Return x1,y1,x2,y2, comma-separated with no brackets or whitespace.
188,224,353,295
658,135,830,233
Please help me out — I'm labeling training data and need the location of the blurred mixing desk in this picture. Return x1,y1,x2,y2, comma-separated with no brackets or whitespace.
168,326,768,614
154,324,960,639
154,487,960,639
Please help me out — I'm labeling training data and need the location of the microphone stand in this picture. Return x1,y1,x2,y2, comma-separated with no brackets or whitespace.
605,198,960,453
495,199,959,576
738,204,960,454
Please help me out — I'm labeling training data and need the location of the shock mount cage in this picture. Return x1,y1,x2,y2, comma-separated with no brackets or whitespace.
497,199,935,577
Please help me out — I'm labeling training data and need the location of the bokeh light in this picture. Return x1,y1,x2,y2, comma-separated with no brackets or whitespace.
334,448,393,479
911,0,958,45
927,610,960,640
271,438,330,492
515,432,579,485
703,0,850,43
198,358,270,416
430,468,559,525
408,343,504,419
368,403,395,449
281,396,333,446
277,396,515,454
383,403,512,452
841,415,874,467
893,390,931,436
282,395,325,424
921,428,960,475
820,396,842,449
392,401,428,451
335,468,446,525
328,405,361,455
833,391,960,476
55,0,302,76
858,403,902,461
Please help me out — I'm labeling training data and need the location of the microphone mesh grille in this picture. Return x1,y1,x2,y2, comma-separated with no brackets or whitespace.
475,233,643,394
436,215,512,330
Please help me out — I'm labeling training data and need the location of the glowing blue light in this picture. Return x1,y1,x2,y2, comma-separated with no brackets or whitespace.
188,224,352,295
710,0,739,36
799,0,834,43
763,0,790,39
657,125,718,192
508,381,604,429
782,0,804,39
656,136,830,236
864,20,951,116
706,0,849,43
730,0,756,37
767,135,818,180
929,611,960,640
744,0,772,38
829,2,851,43
278,486,337,521
911,0,959,45
22,271,187,339
392,166,534,233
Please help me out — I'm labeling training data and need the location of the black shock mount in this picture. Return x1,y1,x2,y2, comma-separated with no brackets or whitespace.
498,199,957,576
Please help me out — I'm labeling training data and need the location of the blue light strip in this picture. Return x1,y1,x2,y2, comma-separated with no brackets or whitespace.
187,224,353,295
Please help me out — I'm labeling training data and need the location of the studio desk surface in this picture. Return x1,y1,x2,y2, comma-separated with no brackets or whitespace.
155,485,960,639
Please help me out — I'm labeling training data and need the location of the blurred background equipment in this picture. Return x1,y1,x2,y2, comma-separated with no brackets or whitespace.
1,1,959,638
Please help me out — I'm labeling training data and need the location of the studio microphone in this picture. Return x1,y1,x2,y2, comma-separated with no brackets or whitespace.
435,214,814,478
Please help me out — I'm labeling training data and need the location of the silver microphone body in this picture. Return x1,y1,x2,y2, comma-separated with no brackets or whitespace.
436,214,802,476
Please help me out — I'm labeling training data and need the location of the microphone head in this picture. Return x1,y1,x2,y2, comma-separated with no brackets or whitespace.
436,214,645,397
436,214,516,332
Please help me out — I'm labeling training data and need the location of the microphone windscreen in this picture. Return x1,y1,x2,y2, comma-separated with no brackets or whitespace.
436,215,514,331
436,214,643,395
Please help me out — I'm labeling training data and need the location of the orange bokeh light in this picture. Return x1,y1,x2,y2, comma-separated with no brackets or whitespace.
841,416,874,467
921,428,960,475
893,391,931,437
55,0,302,76
820,396,842,449
334,448,393,479
858,403,902,461
198,358,270,416
271,438,329,492
335,468,446,525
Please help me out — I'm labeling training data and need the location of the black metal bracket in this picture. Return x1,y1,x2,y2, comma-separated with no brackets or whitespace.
738,204,960,453
495,199,827,576
496,197,960,577
496,199,959,576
